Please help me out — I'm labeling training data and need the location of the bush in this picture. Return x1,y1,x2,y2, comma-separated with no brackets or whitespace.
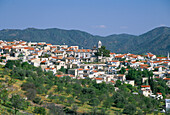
33,97,41,104
123,104,136,115
34,107,46,115
72,104,78,113
67,97,74,106
25,88,36,100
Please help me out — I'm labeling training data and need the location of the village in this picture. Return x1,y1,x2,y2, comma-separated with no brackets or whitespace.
0,40,170,101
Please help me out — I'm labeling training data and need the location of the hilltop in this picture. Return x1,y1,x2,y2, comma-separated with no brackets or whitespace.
0,26,170,55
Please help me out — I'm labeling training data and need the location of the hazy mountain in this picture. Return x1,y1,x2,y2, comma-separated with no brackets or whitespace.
0,27,169,55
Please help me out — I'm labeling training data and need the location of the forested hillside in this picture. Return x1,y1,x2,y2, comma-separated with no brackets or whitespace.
0,60,166,114
0,27,170,55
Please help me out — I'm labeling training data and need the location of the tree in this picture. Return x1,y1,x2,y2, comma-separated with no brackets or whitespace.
95,46,110,57
72,83,82,97
34,107,46,115
21,82,36,91
89,98,100,107
25,88,36,100
103,98,112,109
106,83,115,93
119,67,126,74
67,97,74,106
72,104,78,114
59,96,65,103
65,86,72,94
98,94,107,102
123,104,136,115
81,87,96,99
47,103,64,115
112,92,127,108
10,94,24,114
91,107,98,115
79,95,87,105
0,89,8,105
137,110,143,115
115,80,121,87
100,108,106,115
33,96,42,104
5,60,21,69
57,83,64,93
59,66,67,73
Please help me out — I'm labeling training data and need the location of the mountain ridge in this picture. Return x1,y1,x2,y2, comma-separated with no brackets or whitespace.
0,26,169,55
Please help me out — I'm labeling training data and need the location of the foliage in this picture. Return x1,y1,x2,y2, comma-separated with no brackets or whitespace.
59,66,67,73
115,80,121,87
33,107,46,115
2,60,164,114
123,104,136,115
149,78,170,96
0,88,8,105
126,69,153,85
95,46,110,57
46,103,65,115
72,104,78,113
0,27,169,55
89,98,100,107
103,98,112,109
118,67,126,74
67,97,74,106
33,97,42,104
10,94,25,114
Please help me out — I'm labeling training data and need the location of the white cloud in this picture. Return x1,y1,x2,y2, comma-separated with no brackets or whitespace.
159,24,166,27
120,26,128,29
99,25,106,28
93,25,106,29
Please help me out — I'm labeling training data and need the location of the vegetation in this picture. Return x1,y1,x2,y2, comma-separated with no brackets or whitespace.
126,69,153,85
0,27,170,55
126,68,170,97
0,60,166,114
95,46,110,57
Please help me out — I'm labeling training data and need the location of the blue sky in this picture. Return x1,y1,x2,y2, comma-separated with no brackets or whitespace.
0,0,170,36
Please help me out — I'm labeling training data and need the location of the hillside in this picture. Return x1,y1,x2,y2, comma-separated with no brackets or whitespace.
0,60,165,114
0,27,170,55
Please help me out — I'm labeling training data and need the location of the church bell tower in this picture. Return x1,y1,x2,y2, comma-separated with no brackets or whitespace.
98,41,102,48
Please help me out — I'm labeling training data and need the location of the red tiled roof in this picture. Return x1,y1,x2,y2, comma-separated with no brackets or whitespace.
146,53,154,57
157,93,162,95
109,60,119,62
117,74,125,77
41,60,46,63
46,44,52,45
95,78,103,80
163,78,170,80
56,75,63,77
93,70,98,73
157,57,167,59
75,49,92,52
24,47,34,50
110,53,116,55
110,80,115,83
115,55,124,58
54,50,64,53
3,46,12,49
141,85,150,88
78,68,83,71
51,46,57,48
153,61,163,63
